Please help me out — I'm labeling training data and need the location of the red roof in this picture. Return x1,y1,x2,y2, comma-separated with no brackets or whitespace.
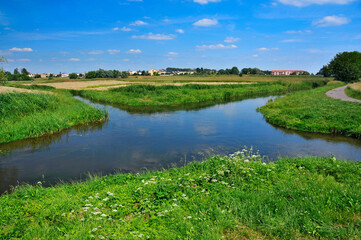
272,70,308,73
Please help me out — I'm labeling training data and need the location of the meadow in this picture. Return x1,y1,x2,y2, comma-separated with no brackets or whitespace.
258,83,361,139
345,82,361,100
75,80,328,110
0,150,360,239
0,86,106,143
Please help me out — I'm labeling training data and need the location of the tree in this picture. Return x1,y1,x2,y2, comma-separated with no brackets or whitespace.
14,68,20,75
69,73,78,79
326,51,361,82
0,56,7,85
231,66,239,75
21,68,29,75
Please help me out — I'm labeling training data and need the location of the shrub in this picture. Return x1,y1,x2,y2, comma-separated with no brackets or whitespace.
69,73,78,79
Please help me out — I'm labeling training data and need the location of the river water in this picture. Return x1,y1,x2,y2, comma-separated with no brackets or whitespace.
1,96,361,193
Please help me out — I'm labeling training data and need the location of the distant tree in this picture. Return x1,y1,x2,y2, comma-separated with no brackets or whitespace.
231,66,239,75
85,71,97,79
325,51,361,82
14,68,20,75
21,68,29,75
239,73,243,77
69,73,78,79
0,56,7,85
35,74,41,78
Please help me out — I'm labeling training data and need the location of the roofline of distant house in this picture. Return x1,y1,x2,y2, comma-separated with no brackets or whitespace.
272,70,308,72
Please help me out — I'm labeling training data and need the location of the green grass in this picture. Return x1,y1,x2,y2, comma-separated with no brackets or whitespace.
1,150,360,239
0,90,106,143
345,86,361,100
258,83,361,139
75,81,328,111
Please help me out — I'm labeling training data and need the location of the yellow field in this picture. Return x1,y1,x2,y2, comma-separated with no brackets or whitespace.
349,82,361,92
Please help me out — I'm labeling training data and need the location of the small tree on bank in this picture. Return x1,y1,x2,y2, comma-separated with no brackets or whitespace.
322,51,361,82
69,73,78,79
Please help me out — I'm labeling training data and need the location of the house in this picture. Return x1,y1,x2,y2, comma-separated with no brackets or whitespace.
28,73,36,78
40,73,55,78
271,70,309,76
149,69,159,76
61,73,69,78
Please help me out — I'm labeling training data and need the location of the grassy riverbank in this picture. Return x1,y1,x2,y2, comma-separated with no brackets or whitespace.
345,82,361,100
258,83,361,139
1,151,360,239
0,88,106,143
75,80,328,108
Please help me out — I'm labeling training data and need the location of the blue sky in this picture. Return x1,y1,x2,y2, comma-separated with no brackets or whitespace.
0,0,360,73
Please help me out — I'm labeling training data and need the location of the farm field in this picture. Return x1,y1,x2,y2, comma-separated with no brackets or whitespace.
12,75,332,90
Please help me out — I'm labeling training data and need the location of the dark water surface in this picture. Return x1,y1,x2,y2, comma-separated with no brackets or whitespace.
1,96,361,193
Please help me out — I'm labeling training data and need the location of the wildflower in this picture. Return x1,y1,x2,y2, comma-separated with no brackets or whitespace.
92,212,101,215
187,216,192,219
102,197,109,201
94,207,100,211
88,196,93,199
217,170,224,175
92,228,98,232
244,159,249,163
267,169,271,172
101,214,107,217
98,235,105,239
107,192,114,196
173,199,177,201
262,162,267,165
139,234,144,237
201,189,206,192
98,203,103,206
112,209,117,212
81,218,85,221
61,213,66,216
211,179,217,182
85,199,89,202
173,204,178,207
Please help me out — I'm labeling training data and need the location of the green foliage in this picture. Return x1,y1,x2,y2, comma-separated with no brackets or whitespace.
0,90,106,143
69,73,78,79
76,80,328,109
1,151,360,239
258,84,361,139
345,86,361,100
325,51,361,82
0,56,7,85
241,67,270,75
85,69,128,79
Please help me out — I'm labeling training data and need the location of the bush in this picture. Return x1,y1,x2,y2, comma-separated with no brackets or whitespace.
69,73,78,79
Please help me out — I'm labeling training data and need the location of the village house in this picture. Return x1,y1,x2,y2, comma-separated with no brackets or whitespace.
271,70,309,76
61,73,69,78
149,69,159,76
40,73,55,78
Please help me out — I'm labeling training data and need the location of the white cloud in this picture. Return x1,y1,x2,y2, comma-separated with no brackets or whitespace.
9,47,33,52
278,0,355,7
69,58,80,61
167,52,178,56
285,30,312,34
193,0,221,4
224,37,240,43
176,29,185,34
130,20,148,26
252,54,259,57
113,27,132,31
196,44,237,50
256,47,279,51
108,49,121,55
132,33,176,40
193,18,218,27
88,50,104,54
126,49,142,54
281,39,303,43
18,58,31,62
313,15,350,27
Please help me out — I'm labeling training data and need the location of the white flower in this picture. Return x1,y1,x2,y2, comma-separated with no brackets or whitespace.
187,216,192,219
92,228,98,232
262,162,267,165
88,196,93,199
107,192,114,196
267,169,271,172
101,214,107,217
244,159,250,163
211,179,217,182
201,189,206,192
102,197,109,201
173,198,177,201
98,235,105,239
112,209,117,212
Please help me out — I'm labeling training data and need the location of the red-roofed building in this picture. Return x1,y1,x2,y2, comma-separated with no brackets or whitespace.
272,70,309,76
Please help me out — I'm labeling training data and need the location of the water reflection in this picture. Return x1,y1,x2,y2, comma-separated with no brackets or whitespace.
1,95,360,194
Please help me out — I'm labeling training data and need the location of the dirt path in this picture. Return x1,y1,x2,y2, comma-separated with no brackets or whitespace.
326,86,361,103
0,86,47,94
